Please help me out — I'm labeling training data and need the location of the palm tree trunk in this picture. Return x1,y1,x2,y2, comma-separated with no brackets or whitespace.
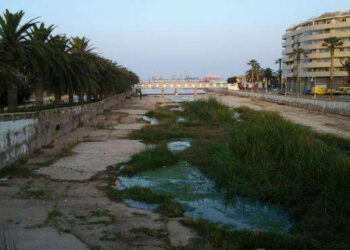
54,86,61,106
279,61,282,89
330,49,334,96
7,82,18,110
35,77,44,107
78,93,84,104
296,60,301,94
68,88,74,104
251,70,254,91
86,91,91,102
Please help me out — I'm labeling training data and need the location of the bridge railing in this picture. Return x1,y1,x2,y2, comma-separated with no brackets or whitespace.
136,83,230,89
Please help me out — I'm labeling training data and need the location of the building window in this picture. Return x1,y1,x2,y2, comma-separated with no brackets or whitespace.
319,48,330,53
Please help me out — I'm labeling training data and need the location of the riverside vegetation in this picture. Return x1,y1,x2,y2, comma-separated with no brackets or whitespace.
107,98,350,250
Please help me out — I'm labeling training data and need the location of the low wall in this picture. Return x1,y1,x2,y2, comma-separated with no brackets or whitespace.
0,92,132,168
233,91,350,117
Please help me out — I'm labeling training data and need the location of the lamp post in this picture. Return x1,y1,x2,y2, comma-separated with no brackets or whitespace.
283,76,287,96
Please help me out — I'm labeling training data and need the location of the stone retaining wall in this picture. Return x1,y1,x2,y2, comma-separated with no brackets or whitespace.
233,91,350,117
0,92,132,168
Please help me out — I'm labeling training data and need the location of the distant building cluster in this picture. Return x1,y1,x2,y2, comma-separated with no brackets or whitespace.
203,75,221,82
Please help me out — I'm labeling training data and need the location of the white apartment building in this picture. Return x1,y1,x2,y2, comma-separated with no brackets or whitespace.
282,11,350,90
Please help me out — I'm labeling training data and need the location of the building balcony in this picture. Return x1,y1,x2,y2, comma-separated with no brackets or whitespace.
282,40,294,47
285,71,348,78
282,48,293,55
300,61,342,68
299,31,350,42
282,64,294,70
306,51,350,59
282,56,294,62
301,41,350,51
283,21,350,39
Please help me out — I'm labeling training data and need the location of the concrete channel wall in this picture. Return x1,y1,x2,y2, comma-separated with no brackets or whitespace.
234,91,350,117
0,92,132,168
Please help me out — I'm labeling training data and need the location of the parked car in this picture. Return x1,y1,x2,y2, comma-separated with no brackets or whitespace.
347,89,350,95
278,89,286,95
311,86,326,95
302,89,311,95
325,88,340,95
337,87,350,95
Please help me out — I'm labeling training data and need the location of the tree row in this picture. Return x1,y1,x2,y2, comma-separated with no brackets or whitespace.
0,9,139,110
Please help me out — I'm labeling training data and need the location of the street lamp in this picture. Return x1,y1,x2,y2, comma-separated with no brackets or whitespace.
282,76,287,96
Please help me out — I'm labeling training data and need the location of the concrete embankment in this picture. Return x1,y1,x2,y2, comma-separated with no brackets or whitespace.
0,92,132,168
233,91,350,117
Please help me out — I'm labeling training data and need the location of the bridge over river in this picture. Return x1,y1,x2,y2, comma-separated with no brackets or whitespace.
135,80,238,95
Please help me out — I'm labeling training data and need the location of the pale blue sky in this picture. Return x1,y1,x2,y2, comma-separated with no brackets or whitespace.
0,0,349,79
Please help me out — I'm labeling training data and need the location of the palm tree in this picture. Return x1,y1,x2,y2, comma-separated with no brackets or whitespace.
288,48,307,94
46,35,73,105
69,37,96,103
263,68,273,89
0,9,36,109
27,23,55,106
323,37,343,93
247,59,260,89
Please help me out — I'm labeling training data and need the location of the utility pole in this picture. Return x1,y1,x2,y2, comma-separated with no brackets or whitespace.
275,58,282,89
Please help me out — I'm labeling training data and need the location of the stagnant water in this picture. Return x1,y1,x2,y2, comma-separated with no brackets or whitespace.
167,139,191,152
142,115,159,125
118,161,292,233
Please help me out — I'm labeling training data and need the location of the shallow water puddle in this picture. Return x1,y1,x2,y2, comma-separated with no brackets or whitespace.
118,162,292,233
167,140,191,152
232,111,242,122
142,115,159,125
124,199,158,210
171,96,195,103
177,117,186,123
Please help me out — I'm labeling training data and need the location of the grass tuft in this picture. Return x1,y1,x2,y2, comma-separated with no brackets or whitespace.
107,186,184,218
45,206,63,225
177,218,321,250
120,146,178,176
0,158,30,178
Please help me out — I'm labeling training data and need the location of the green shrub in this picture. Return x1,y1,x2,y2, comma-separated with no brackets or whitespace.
120,145,178,175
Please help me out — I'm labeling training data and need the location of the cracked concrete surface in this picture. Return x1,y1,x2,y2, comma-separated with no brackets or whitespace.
37,139,145,181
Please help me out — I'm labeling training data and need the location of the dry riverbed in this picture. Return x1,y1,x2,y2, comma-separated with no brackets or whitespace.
0,95,198,250
1,92,349,250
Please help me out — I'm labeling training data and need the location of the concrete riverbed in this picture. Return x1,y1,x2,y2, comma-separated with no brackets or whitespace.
1,92,349,249
0,94,199,249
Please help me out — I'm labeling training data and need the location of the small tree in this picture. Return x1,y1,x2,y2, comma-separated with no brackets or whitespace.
227,76,237,84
